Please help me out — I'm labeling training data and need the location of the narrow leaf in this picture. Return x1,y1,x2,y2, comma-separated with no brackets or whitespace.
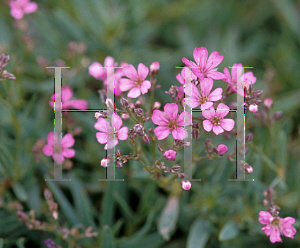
187,218,211,248
218,221,238,241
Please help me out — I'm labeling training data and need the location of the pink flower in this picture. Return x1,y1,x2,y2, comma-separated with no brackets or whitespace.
9,0,38,20
119,63,151,98
202,103,235,135
223,63,257,96
42,132,75,163
88,57,123,96
151,103,191,140
164,149,177,161
217,144,227,156
182,47,225,81
49,85,88,110
249,104,258,113
94,113,128,150
259,211,297,243
176,67,197,99
184,78,223,109
181,180,192,190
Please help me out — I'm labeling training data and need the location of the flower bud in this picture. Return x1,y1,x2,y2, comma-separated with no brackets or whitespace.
272,111,283,120
134,100,142,108
245,133,253,142
115,160,123,168
171,164,181,171
177,173,188,178
157,145,164,153
94,112,103,119
164,149,177,161
263,98,273,110
105,98,114,111
152,101,161,111
100,158,109,167
249,104,258,113
244,164,253,174
115,149,121,157
120,97,129,107
263,199,269,206
192,129,199,140
142,134,151,144
253,90,263,98
217,144,228,156
168,85,178,98
204,138,213,149
17,211,28,221
133,124,145,135
181,180,192,190
150,61,160,76
142,116,151,123
121,113,130,119
134,108,144,117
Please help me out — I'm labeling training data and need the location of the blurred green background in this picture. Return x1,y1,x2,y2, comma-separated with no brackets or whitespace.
0,0,300,247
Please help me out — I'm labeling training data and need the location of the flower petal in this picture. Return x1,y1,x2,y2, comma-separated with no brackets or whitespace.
96,132,108,144
123,64,138,80
269,226,282,243
118,127,128,140
208,87,223,101
47,131,57,146
206,71,226,80
89,62,105,80
69,99,88,110
184,83,200,98
104,56,116,67
258,211,272,225
141,80,151,94
154,126,170,140
172,127,187,140
182,57,196,68
206,51,223,71
212,125,224,135
62,148,75,158
61,85,73,103
220,119,235,131
62,134,75,148
164,103,178,120
23,2,38,13
119,78,135,91
184,96,199,108
177,111,191,126
137,63,149,80
215,103,230,118
94,118,109,132
200,78,213,96
105,139,118,150
203,120,213,132
193,47,208,68
53,153,64,163
201,106,215,119
127,87,141,98
151,110,168,125
42,144,53,156
112,113,123,131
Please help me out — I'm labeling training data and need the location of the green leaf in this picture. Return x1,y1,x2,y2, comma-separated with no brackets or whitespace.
0,238,3,248
158,196,180,241
187,218,212,248
277,130,287,168
218,221,239,241
12,183,28,202
101,225,115,248
113,191,134,221
16,238,25,248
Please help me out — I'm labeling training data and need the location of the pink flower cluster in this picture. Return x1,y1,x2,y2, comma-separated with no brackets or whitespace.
9,0,38,20
259,211,297,243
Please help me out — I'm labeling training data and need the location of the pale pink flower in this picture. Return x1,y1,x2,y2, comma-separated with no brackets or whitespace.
100,158,109,167
164,149,177,161
151,103,191,140
9,0,38,20
42,132,75,163
223,63,257,96
149,61,160,76
217,144,227,156
49,85,88,110
182,47,225,81
176,67,197,99
202,103,235,135
181,180,192,190
249,104,258,113
184,78,223,109
94,113,128,150
119,63,151,98
259,211,297,243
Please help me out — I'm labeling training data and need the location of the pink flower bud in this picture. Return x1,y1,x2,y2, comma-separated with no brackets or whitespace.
249,104,258,113
152,101,161,110
100,158,109,167
263,98,273,110
121,113,130,119
217,144,228,156
94,112,102,119
164,149,177,161
181,180,192,190
150,61,159,76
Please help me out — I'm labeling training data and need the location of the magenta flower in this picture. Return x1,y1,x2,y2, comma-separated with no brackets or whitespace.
151,103,191,140
164,149,177,161
49,85,88,110
9,0,38,20
182,47,225,81
259,211,297,243
181,180,192,190
217,144,228,156
184,78,223,109
223,63,257,96
202,103,235,135
119,63,151,98
42,132,75,163
94,113,128,150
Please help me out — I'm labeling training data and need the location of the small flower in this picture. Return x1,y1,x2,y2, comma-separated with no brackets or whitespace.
249,103,258,113
184,78,222,109
202,103,235,135
181,180,192,190
49,85,88,110
149,61,160,76
119,63,151,98
100,158,109,167
244,164,253,174
223,63,257,96
164,149,177,161
258,211,297,243
217,144,227,156
151,103,191,140
182,47,225,81
94,113,128,150
42,132,75,163
9,0,38,20
176,67,197,99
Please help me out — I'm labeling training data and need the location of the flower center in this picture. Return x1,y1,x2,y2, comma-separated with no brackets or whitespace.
135,78,142,86
168,120,178,130
271,218,280,227
199,94,208,104
211,116,221,126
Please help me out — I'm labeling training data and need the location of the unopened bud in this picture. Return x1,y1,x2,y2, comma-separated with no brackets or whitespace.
134,108,144,117
249,104,258,113
263,98,273,110
134,100,142,108
263,199,269,206
17,211,28,221
100,158,109,167
168,85,178,98
171,164,181,171
177,173,188,178
73,127,82,136
105,98,114,111
120,97,129,107
192,129,199,140
272,111,283,120
115,149,121,157
133,124,145,135
2,70,16,80
143,116,151,123
217,144,228,156
204,138,213,149
121,113,130,119
115,160,123,168
253,90,263,97
142,134,151,144
150,61,159,76
245,133,253,142
181,180,192,190
244,164,253,174
157,145,164,152
152,101,161,110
